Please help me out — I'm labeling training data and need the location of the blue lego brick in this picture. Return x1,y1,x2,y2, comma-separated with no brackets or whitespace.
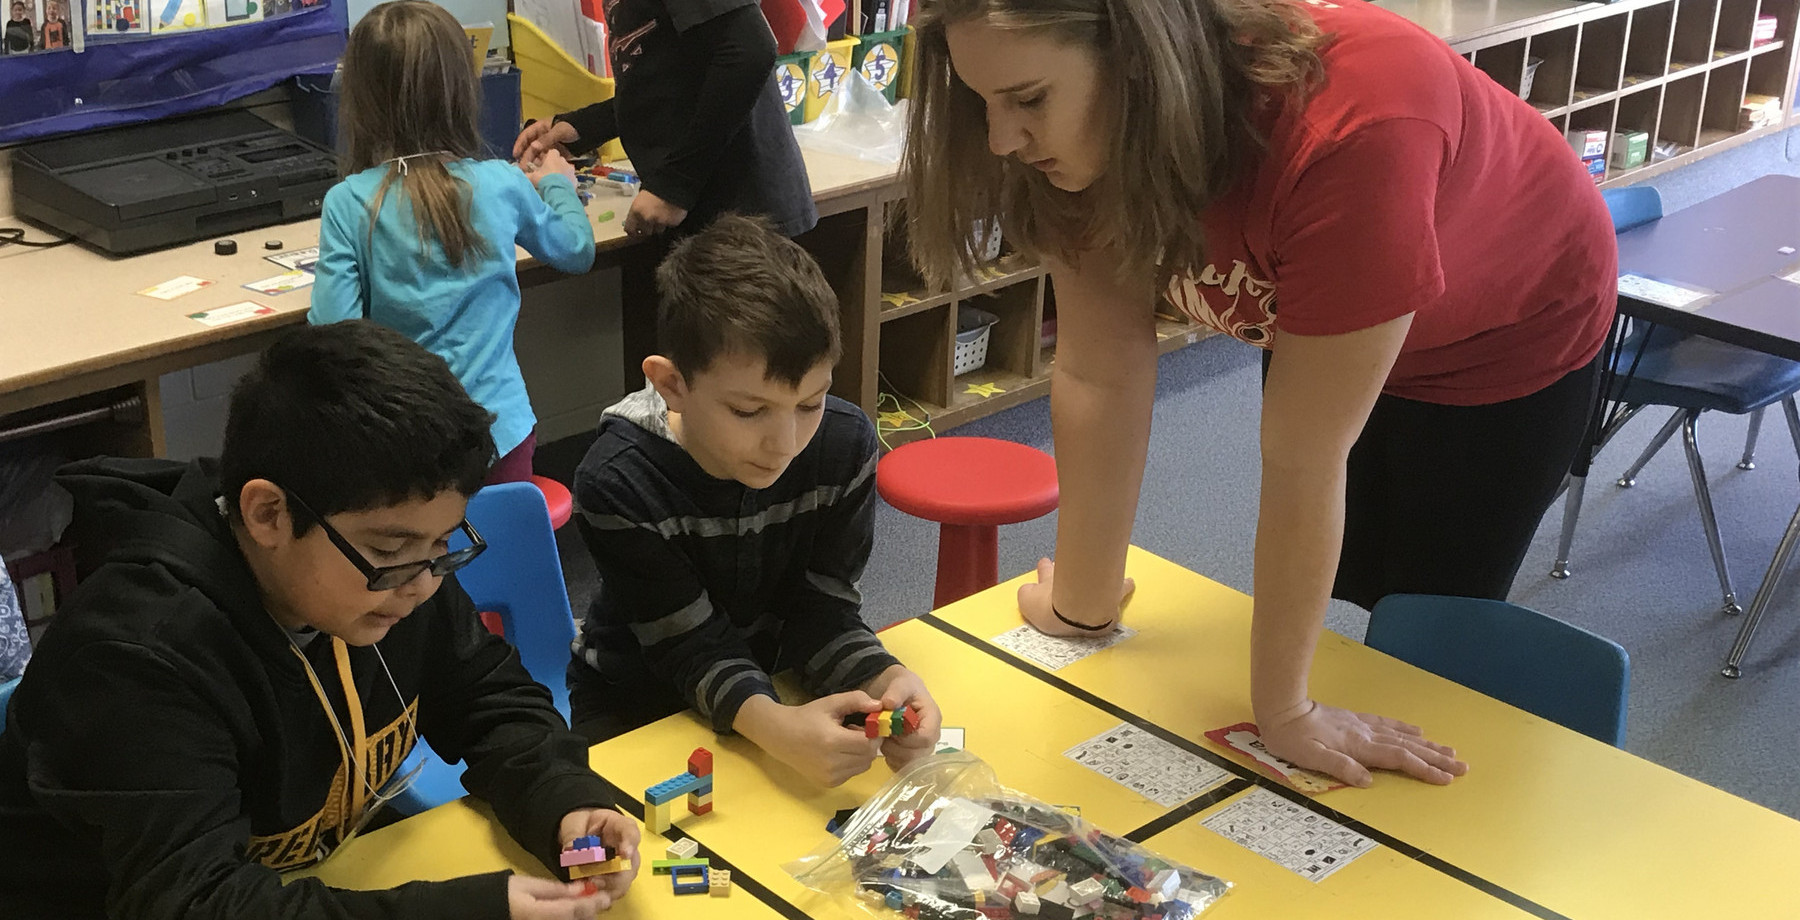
671,864,710,895
571,835,602,850
645,772,706,805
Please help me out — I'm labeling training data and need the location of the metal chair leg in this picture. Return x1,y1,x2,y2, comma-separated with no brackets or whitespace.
1680,410,1742,616
1618,409,1685,488
1724,498,1800,678
1738,407,1765,470
1783,397,1800,471
1551,473,1587,579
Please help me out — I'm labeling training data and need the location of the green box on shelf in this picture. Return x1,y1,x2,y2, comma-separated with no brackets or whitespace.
853,28,908,103
774,51,815,125
1610,130,1649,169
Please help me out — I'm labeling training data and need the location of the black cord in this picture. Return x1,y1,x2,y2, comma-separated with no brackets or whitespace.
0,227,75,249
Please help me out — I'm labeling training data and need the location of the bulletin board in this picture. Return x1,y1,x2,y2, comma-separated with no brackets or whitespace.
0,0,347,144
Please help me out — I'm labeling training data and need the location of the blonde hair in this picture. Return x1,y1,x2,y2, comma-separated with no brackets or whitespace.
339,0,489,268
903,0,1326,288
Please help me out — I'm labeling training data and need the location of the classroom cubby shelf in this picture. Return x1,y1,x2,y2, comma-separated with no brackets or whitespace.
1442,0,1800,185
849,202,1214,447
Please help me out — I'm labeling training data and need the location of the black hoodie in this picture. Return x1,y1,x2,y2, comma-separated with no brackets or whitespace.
0,458,615,919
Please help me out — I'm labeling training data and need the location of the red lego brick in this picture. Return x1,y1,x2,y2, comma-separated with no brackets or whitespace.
688,747,713,778
865,712,880,738
903,706,921,733
1127,887,1151,904
690,801,714,816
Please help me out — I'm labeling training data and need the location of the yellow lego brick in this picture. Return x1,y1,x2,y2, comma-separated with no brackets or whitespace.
646,799,673,835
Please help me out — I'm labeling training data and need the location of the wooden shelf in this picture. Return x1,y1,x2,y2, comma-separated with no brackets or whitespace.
878,253,1044,322
1540,40,1784,117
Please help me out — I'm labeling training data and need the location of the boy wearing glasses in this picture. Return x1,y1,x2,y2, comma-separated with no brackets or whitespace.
0,322,638,920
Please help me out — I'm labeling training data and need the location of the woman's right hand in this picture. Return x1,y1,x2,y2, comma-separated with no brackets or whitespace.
525,149,579,188
507,875,611,919
514,119,580,168
1017,558,1136,636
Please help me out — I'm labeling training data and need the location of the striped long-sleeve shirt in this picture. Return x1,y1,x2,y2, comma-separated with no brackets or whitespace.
570,386,901,732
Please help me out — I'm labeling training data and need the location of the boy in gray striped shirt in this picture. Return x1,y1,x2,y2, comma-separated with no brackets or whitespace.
568,215,941,787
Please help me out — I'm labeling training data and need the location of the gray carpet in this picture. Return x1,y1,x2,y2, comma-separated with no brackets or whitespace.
548,126,1800,821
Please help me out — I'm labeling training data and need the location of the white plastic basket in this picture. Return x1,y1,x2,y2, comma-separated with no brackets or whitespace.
954,305,999,376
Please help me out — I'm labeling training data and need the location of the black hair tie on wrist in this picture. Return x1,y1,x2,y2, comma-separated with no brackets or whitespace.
1053,605,1116,633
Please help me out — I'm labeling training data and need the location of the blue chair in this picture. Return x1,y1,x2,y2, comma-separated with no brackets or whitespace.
390,480,581,815
1551,186,1800,617
1367,594,1629,746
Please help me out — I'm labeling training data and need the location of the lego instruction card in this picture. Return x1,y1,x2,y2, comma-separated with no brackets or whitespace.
1200,787,1376,882
990,624,1137,671
1063,723,1230,807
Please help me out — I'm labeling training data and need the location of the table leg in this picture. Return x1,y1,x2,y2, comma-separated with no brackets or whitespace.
1723,497,1800,678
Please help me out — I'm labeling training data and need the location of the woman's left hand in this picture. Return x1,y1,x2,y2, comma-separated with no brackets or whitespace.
1017,558,1136,637
1257,698,1467,788
622,190,689,237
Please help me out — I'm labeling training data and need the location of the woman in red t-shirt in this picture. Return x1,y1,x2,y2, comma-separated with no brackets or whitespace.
903,0,1615,786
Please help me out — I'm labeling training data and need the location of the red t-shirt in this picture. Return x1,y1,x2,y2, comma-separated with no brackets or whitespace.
1160,0,1615,405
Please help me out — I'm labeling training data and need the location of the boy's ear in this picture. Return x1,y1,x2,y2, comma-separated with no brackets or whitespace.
237,479,296,548
643,355,690,413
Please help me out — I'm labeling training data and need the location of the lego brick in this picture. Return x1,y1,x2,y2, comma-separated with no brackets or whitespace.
666,837,699,860
560,845,609,867
690,790,714,806
570,835,603,850
903,706,921,733
690,801,714,816
1149,869,1178,900
688,747,714,778
878,714,893,737
646,772,705,805
647,800,673,835
887,889,906,910
710,869,732,896
1068,878,1105,905
672,864,710,895
595,856,630,874
865,712,880,738
568,861,609,879
1015,891,1041,915
652,857,711,873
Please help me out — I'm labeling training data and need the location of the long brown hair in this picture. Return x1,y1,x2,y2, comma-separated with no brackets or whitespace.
339,0,488,268
903,0,1326,288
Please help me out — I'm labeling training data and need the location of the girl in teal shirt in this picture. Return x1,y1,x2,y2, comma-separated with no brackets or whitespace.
311,0,596,483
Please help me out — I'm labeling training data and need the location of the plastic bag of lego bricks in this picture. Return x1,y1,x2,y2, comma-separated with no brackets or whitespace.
786,751,1230,920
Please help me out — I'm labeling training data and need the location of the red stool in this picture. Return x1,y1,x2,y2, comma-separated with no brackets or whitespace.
876,437,1059,608
530,475,574,531
478,476,576,637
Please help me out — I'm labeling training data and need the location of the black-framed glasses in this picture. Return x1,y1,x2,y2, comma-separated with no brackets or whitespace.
283,489,487,591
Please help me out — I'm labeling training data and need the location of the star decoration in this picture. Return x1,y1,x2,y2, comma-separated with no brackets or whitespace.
881,291,921,310
878,410,915,428
965,382,1006,398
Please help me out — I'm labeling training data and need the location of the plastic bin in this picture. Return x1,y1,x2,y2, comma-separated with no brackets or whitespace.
290,69,523,161
508,13,625,162
804,37,860,122
775,50,815,125
853,28,907,103
954,304,999,376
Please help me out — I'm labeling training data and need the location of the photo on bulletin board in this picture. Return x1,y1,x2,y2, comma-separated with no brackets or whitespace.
5,0,82,53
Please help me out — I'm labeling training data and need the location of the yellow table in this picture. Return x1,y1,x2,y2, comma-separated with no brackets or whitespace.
927,546,1800,920
291,796,783,920
584,620,1552,920
582,621,1185,920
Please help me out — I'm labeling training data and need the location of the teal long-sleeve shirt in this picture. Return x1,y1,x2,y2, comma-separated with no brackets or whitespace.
309,160,596,456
